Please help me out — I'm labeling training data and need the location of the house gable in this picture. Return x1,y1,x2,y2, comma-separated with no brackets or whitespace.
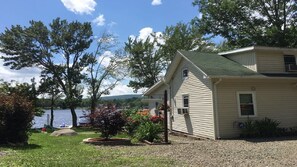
169,56,215,139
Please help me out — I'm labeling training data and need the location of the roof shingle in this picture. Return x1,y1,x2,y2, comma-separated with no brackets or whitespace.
179,50,263,77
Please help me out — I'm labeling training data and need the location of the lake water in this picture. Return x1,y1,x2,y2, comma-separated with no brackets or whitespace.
33,109,87,128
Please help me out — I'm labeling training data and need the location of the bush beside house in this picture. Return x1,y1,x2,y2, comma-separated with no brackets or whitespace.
124,109,164,142
240,117,297,138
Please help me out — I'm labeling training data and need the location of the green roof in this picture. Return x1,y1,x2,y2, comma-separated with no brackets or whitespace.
179,50,262,77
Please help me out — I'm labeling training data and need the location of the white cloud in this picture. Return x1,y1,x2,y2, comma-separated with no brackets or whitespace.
0,58,41,84
139,27,154,41
61,0,96,15
107,82,136,96
152,0,162,6
93,14,105,26
98,51,114,67
134,27,164,45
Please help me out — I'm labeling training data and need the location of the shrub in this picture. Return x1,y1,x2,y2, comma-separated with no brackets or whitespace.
240,119,256,138
0,94,34,144
134,121,163,142
124,108,164,142
254,117,280,137
124,109,150,135
92,108,126,140
240,117,280,138
150,115,164,123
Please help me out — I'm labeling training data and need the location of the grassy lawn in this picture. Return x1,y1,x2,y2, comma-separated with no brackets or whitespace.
0,129,175,167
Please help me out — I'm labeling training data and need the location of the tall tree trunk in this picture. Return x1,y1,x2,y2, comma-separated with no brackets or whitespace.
70,107,77,127
50,108,54,127
90,96,96,125
50,96,54,127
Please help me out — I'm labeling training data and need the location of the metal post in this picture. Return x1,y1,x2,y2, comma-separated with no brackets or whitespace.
164,90,168,143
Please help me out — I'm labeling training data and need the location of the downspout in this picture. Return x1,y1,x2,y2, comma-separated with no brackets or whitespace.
162,78,172,132
213,78,222,139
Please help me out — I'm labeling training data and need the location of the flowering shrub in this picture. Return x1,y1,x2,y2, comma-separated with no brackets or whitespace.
0,94,34,144
150,115,164,123
124,109,164,142
134,121,163,142
91,108,126,140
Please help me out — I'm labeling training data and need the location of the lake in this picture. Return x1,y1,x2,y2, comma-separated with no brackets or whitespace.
33,109,87,128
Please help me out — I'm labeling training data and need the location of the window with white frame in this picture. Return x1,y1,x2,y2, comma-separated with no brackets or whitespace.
237,92,256,117
182,68,188,80
183,95,189,108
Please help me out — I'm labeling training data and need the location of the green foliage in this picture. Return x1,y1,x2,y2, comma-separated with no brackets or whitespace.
124,109,149,135
0,80,44,116
0,94,34,144
0,17,94,127
134,121,163,142
160,22,215,61
240,117,280,138
193,0,297,48
125,109,163,142
92,108,126,140
125,36,166,92
254,117,280,137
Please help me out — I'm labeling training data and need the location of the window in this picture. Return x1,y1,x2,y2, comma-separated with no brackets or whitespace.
284,55,297,72
177,95,189,115
182,68,188,79
183,95,189,108
237,92,256,117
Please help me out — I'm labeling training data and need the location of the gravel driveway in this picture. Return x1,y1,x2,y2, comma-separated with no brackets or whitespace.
96,135,297,167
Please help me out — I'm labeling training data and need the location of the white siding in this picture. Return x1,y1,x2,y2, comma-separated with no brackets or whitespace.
146,84,167,116
256,51,286,73
225,51,257,72
217,79,297,138
170,59,215,139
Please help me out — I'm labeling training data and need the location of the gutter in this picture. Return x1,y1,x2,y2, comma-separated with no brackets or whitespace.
210,75,297,80
213,78,222,139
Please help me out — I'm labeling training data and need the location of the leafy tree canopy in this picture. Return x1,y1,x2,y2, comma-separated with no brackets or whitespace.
0,18,93,127
193,0,297,49
125,36,166,92
160,22,215,61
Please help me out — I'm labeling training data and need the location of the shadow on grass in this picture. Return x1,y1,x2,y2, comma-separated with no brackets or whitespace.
83,138,147,147
0,143,41,150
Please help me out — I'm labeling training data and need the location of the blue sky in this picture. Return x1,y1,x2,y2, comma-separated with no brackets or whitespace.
0,0,201,96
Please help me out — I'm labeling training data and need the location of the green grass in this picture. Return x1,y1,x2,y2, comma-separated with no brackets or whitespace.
0,129,175,167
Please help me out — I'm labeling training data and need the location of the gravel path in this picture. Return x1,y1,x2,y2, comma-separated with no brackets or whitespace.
96,135,297,167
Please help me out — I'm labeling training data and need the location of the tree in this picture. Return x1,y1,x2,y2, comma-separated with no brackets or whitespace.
0,18,93,127
85,32,126,124
193,0,297,48
125,23,214,92
125,36,166,92
160,22,215,62
38,75,63,127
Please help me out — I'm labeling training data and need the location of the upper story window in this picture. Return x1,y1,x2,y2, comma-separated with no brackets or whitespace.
183,95,189,108
237,92,256,117
284,55,297,72
182,68,188,80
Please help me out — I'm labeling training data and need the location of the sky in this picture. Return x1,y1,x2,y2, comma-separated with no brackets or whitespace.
0,0,199,96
